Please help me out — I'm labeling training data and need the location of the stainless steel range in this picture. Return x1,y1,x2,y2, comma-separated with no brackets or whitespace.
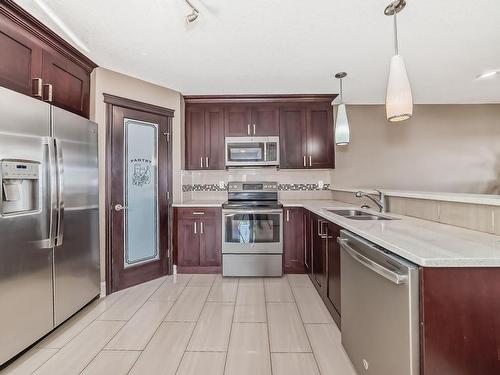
222,181,283,277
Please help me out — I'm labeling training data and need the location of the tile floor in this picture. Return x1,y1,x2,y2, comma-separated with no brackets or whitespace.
1,274,357,375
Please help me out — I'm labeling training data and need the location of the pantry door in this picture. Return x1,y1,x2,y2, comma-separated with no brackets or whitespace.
105,94,173,293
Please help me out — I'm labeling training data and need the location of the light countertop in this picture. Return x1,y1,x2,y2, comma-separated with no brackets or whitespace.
174,199,500,267
282,199,500,268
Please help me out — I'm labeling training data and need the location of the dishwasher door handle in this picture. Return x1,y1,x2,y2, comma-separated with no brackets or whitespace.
338,238,408,285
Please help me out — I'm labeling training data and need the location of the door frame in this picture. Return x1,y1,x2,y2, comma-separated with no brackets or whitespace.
104,93,174,294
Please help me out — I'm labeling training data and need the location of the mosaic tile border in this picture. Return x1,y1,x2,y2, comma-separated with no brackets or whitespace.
182,183,331,192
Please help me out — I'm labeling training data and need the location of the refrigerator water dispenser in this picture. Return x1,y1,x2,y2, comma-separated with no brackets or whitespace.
1,160,40,215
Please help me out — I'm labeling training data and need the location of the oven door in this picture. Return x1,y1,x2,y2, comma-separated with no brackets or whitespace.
222,209,283,254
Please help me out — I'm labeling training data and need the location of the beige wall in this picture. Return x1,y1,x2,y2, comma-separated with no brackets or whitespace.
90,67,183,281
332,104,500,194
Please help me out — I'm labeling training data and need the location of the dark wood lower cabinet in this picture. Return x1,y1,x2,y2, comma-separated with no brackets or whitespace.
311,215,327,297
420,267,500,375
324,222,341,326
174,207,222,273
303,210,312,274
283,207,305,273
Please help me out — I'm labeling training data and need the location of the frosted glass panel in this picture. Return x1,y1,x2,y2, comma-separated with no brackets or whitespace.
124,118,159,267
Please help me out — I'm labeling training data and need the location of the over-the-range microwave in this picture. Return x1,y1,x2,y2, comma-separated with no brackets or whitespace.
225,136,279,167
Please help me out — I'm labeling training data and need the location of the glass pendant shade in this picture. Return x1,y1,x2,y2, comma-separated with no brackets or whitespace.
335,103,350,145
386,54,413,122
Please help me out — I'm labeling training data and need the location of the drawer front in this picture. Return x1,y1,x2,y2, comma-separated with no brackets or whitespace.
176,207,221,219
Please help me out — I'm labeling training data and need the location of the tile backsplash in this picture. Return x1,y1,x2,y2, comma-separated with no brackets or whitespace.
182,168,332,201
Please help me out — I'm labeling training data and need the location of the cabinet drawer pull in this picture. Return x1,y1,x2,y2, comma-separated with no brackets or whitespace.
192,211,205,215
32,78,43,98
43,84,53,102
194,222,197,234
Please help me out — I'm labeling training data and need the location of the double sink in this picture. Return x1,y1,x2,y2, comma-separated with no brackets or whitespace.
327,209,397,221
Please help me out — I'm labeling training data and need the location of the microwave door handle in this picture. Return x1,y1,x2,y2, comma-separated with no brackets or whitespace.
55,139,64,247
338,238,408,285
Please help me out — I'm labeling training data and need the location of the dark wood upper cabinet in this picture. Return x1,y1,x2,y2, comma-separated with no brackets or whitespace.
185,104,206,170
279,105,307,168
204,106,225,170
184,95,336,170
185,104,224,170
306,103,335,169
225,104,251,136
0,1,96,118
250,104,279,136
0,13,42,96
42,49,90,118
283,207,305,274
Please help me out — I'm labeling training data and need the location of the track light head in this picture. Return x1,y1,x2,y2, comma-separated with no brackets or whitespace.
184,0,199,23
186,11,198,23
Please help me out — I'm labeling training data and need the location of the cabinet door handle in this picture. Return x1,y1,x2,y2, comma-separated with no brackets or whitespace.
320,221,327,239
286,209,290,222
194,222,197,234
200,222,204,234
303,155,306,167
247,124,251,135
253,124,256,135
317,220,323,236
309,155,312,167
200,157,203,169
205,157,209,168
32,78,43,98
43,84,53,102
192,211,205,215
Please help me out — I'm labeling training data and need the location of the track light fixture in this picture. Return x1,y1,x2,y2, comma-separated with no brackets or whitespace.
185,0,199,23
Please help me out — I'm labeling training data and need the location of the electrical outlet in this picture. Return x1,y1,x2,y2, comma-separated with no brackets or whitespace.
318,180,324,189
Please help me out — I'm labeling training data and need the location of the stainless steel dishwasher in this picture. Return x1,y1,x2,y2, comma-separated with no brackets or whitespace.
338,230,419,375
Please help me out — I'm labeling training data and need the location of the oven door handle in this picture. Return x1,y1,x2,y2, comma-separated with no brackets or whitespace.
223,209,283,215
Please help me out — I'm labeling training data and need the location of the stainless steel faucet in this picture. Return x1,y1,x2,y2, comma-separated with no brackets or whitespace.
355,190,386,213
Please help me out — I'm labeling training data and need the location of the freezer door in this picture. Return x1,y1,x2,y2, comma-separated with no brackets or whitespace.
0,88,54,364
52,107,100,326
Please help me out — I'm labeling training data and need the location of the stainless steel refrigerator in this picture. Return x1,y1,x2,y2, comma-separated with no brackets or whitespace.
0,87,100,365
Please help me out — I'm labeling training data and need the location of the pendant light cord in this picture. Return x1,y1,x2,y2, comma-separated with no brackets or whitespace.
394,13,399,55
339,78,343,103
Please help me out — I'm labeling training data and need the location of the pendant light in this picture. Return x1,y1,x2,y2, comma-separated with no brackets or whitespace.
385,0,413,122
333,72,350,146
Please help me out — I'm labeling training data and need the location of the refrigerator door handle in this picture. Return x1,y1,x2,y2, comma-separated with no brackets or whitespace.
40,137,58,248
55,139,65,247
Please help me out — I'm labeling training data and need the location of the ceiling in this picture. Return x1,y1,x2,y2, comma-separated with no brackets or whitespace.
16,0,500,103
